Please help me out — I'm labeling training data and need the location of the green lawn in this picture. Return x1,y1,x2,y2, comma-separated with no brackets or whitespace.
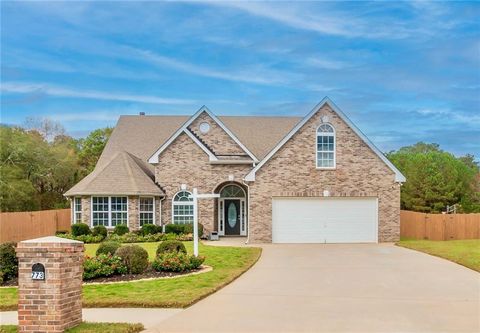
0,241,261,310
397,239,480,272
0,323,143,333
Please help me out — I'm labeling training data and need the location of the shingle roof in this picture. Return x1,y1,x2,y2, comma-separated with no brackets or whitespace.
66,113,302,196
65,151,164,196
98,114,301,167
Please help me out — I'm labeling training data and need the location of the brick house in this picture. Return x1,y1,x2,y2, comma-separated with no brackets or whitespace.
65,97,405,243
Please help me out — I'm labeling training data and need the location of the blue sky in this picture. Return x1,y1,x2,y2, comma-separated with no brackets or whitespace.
1,1,479,157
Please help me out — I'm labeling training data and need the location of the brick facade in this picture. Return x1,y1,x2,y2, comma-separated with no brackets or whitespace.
16,237,84,333
248,104,400,242
155,132,251,234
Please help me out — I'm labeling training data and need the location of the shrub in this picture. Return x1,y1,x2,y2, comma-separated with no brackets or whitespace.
156,240,187,256
96,241,121,256
74,234,104,243
164,224,184,235
71,223,91,237
0,242,18,281
92,225,108,239
114,224,129,236
115,245,149,274
152,252,205,272
141,224,161,235
183,223,204,237
83,254,127,280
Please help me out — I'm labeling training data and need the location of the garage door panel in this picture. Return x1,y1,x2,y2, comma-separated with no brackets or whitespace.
272,198,377,243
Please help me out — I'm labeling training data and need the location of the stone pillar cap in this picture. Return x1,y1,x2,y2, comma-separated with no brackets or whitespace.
19,236,83,244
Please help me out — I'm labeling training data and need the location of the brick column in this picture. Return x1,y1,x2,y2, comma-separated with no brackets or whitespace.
16,236,84,333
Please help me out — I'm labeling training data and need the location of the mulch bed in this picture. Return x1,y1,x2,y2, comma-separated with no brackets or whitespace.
83,267,203,284
1,267,204,287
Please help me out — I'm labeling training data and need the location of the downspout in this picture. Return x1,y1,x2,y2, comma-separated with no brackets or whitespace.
242,178,252,245
159,196,166,232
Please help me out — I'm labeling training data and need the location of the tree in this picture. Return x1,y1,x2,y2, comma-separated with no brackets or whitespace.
388,142,480,213
24,117,65,142
78,127,113,173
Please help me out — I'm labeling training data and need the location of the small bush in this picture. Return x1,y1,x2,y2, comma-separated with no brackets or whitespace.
74,234,104,243
156,240,187,256
96,241,121,256
0,242,18,281
83,254,127,280
152,252,205,272
164,224,184,235
115,245,149,274
114,224,129,236
140,224,161,235
71,223,91,237
92,225,108,239
183,223,204,238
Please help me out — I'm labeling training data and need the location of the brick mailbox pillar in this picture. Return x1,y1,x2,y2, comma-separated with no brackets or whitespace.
16,236,84,333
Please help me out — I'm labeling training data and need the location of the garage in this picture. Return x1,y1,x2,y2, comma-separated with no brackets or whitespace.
272,197,378,243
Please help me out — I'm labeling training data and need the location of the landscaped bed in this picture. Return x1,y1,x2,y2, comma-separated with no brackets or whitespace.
0,241,261,310
397,239,480,272
0,322,144,333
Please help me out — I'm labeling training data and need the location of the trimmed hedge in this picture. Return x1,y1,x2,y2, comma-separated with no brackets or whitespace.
156,240,187,256
71,223,91,236
115,245,149,274
0,242,18,282
140,224,162,235
96,241,121,256
114,224,129,236
165,223,203,237
92,225,108,239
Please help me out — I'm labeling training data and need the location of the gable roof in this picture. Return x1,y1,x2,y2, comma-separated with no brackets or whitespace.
65,151,164,196
147,106,259,164
244,97,406,183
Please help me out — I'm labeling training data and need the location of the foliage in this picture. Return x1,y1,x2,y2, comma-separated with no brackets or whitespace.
77,127,113,173
387,142,480,213
57,233,104,243
152,252,205,272
115,245,149,274
156,240,187,256
140,224,162,235
165,223,203,237
0,123,112,212
92,225,108,240
0,243,18,281
83,254,127,280
96,241,121,256
72,223,91,236
114,224,129,236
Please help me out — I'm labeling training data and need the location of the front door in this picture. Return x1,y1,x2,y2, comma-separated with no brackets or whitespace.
224,199,241,235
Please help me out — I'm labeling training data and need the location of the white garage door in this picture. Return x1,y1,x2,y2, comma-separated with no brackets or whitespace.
272,197,378,243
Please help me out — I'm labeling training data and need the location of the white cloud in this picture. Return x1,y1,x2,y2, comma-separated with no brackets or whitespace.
1,82,196,105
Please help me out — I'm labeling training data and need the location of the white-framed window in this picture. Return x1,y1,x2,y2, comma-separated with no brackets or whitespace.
92,196,128,227
172,191,194,224
316,123,335,168
73,197,82,223
139,197,155,226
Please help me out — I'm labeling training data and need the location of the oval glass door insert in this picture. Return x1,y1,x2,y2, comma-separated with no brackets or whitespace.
228,202,237,228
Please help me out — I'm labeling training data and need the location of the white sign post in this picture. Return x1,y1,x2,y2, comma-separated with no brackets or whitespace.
192,188,220,257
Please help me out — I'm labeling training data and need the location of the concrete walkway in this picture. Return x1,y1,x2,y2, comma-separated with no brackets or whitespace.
145,243,480,333
0,308,182,329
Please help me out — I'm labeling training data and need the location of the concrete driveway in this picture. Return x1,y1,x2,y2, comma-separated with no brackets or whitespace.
146,243,479,333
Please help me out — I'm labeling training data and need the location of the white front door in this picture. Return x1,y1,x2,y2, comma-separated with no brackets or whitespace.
272,197,378,243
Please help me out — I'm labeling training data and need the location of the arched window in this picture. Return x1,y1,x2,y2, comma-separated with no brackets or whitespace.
317,124,335,168
172,191,194,224
220,184,245,198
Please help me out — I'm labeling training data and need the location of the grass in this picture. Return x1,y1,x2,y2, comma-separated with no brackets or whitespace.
0,323,143,333
0,241,261,310
397,239,480,272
